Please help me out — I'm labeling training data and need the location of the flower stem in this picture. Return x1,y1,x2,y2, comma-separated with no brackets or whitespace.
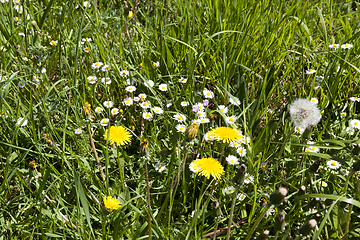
226,188,239,240
88,125,106,181
145,161,152,240
117,147,125,191
245,204,270,240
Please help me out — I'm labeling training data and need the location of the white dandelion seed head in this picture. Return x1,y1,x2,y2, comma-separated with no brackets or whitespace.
290,98,321,129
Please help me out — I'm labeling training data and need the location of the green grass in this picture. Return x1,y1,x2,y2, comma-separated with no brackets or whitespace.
1,0,360,239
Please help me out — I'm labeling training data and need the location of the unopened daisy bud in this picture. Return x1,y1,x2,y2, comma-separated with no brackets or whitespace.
298,186,306,196
299,219,317,236
255,230,269,240
274,211,286,232
352,160,360,172
233,164,247,185
185,122,199,139
140,139,149,157
309,159,322,173
269,187,288,205
212,200,222,219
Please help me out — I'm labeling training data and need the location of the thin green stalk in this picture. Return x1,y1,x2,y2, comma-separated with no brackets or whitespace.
226,187,239,240
145,161,152,240
245,204,270,240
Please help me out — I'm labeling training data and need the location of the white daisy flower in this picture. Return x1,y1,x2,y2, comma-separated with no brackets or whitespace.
100,118,109,126
125,85,136,93
101,77,111,84
329,44,339,50
101,65,110,72
309,208,317,214
18,80,26,88
350,119,360,129
225,115,237,124
139,93,147,99
180,101,189,107
340,168,349,175
159,83,168,91
103,101,113,108
305,146,319,153
320,181,328,188
237,147,247,157
111,108,119,115
165,100,172,108
152,107,164,114
244,174,254,184
179,77,187,83
226,155,239,165
196,111,206,118
312,81,321,90
198,118,210,124
326,160,341,170
155,162,166,172
120,69,129,77
153,61,160,68
173,114,186,122
203,89,214,99
218,105,228,114
310,98,318,104
346,127,355,135
176,124,186,133
133,97,140,102
143,112,153,120
50,40,58,46
222,186,235,195
341,43,353,49
193,103,205,112
83,1,91,8
146,80,154,87
204,132,217,141
229,96,241,106
87,76,97,84
74,128,82,134
140,101,151,109
237,193,246,201
16,117,27,126
341,112,346,117
350,97,360,102
316,76,324,82
294,126,305,134
95,107,103,114
82,37,92,42
18,32,25,37
123,98,133,106
290,98,321,129
305,69,316,74
91,62,103,69
229,141,242,148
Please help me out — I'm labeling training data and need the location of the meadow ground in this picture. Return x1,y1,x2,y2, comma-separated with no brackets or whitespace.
1,0,360,239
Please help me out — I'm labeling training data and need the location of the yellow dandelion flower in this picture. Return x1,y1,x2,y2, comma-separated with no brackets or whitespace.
186,122,199,139
104,126,132,146
83,102,91,114
127,11,133,18
190,157,225,180
103,196,121,210
29,160,36,169
207,127,244,144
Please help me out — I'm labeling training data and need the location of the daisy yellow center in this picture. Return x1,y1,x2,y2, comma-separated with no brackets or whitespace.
322,182,326,186
229,189,232,193
230,118,234,121
331,162,336,166
345,44,348,47
207,93,210,96
355,122,358,126
144,102,148,106
96,63,99,66
315,83,319,87
146,114,150,117
158,165,163,169
201,120,205,123
221,109,224,112
241,195,245,199
230,160,234,163
355,97,358,100
104,125,132,146
246,177,250,181
306,148,311,152
333,44,336,47
180,127,184,131
178,116,182,120
156,110,159,113
239,149,243,153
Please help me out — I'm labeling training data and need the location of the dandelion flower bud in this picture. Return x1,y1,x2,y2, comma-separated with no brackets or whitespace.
233,164,247,185
299,219,317,236
269,187,288,205
352,160,360,172
140,139,149,156
290,98,321,129
185,122,199,139
298,186,306,196
212,200,222,219
29,160,36,170
274,211,286,232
